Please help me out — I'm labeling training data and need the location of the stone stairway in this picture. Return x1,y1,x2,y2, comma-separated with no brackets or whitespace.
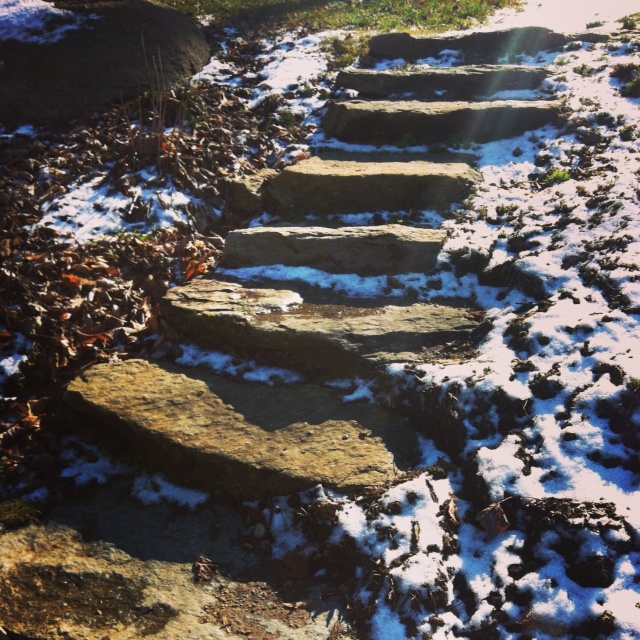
64,26,573,501
335,65,551,100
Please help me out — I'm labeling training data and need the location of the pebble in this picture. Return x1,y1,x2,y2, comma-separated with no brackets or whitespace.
253,523,267,540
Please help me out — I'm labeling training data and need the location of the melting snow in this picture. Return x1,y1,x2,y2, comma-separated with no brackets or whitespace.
0,0,94,44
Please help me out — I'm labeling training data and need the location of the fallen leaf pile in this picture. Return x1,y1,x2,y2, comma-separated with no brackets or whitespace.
0,28,313,496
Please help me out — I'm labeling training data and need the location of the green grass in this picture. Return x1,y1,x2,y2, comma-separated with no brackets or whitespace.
0,499,40,529
540,168,572,189
619,13,639,30
160,0,520,32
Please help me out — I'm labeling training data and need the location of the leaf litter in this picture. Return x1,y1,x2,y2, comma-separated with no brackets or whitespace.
2,3,640,640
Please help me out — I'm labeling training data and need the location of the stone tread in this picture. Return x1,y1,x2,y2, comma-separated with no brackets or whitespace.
366,26,607,62
219,225,446,276
335,65,551,100
161,279,481,378
227,157,481,218
64,359,419,499
264,157,481,216
323,99,561,144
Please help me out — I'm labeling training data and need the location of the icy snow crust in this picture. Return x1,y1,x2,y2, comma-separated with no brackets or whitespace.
0,0,92,44
14,0,640,636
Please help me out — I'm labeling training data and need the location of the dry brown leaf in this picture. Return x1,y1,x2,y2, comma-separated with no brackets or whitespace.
476,502,510,540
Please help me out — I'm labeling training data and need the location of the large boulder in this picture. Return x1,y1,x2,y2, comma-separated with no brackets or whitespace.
0,0,210,126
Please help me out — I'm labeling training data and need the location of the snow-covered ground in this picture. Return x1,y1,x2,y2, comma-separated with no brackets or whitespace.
489,0,640,32
0,0,94,43
2,0,640,638
213,3,640,638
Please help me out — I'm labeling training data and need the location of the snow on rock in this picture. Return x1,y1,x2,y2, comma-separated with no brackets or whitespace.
0,0,92,44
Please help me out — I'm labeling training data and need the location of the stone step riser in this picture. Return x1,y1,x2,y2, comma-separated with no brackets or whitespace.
366,26,609,62
323,99,561,145
227,158,481,219
336,66,550,100
161,280,480,380
219,225,447,276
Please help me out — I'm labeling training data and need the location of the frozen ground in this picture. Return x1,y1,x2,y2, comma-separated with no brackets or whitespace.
0,0,93,43
1,0,640,638
213,3,640,638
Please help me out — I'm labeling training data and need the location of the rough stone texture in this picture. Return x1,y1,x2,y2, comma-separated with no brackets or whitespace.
367,27,570,62
336,65,550,100
0,517,347,639
323,99,561,145
0,0,210,125
315,149,478,164
260,156,481,216
225,169,278,219
64,359,418,498
161,279,480,377
219,225,446,275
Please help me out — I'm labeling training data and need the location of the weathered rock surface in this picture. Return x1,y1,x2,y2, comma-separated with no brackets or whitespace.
0,511,346,640
162,279,480,377
225,168,279,219
219,225,446,275
336,65,550,100
64,359,418,498
256,156,481,217
226,156,480,219
0,0,210,125
323,99,561,145
367,27,571,62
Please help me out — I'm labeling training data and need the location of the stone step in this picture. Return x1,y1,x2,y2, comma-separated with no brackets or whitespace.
219,225,446,276
366,26,606,62
323,99,561,145
314,149,478,164
64,359,419,499
336,65,550,100
161,279,480,379
226,156,481,219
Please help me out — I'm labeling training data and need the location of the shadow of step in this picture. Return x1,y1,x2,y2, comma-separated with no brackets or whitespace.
335,65,551,100
323,99,561,145
161,279,481,379
219,225,446,276
64,359,419,499
366,26,607,63
226,156,481,220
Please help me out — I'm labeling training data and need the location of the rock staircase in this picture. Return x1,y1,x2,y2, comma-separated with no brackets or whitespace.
65,26,575,501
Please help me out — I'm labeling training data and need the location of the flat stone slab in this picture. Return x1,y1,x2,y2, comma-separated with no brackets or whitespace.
259,157,481,217
219,225,446,276
161,280,480,377
367,27,571,62
0,519,346,639
336,65,550,100
64,359,419,499
323,99,561,145
226,156,480,219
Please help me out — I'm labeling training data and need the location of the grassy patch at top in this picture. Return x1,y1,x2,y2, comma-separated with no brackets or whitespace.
161,0,520,33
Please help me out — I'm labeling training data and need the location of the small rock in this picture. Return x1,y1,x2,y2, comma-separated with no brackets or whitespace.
253,523,267,540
